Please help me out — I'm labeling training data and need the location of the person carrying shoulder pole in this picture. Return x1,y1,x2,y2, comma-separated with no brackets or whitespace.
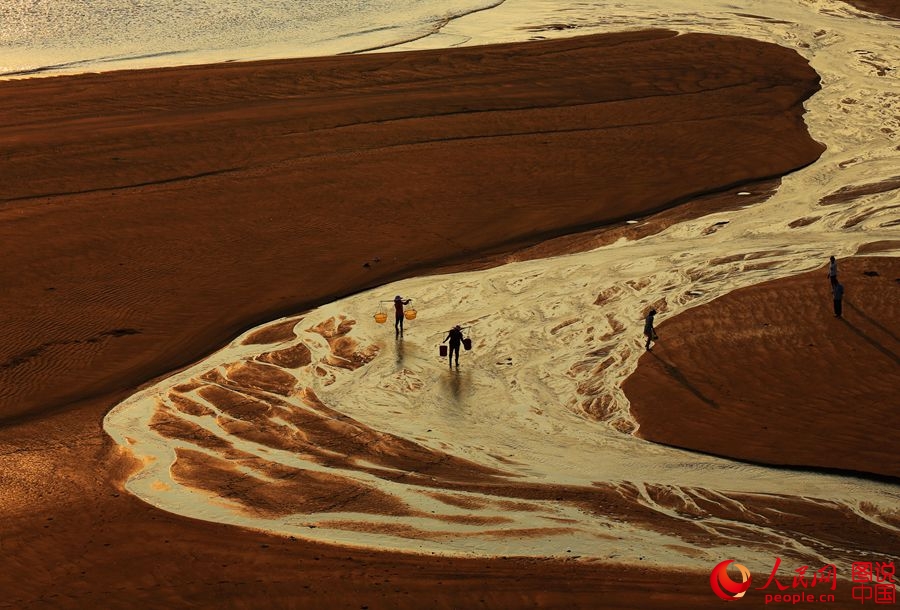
443,325,464,368
394,295,412,338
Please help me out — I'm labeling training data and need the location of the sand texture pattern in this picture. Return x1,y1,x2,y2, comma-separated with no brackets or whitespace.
0,30,822,423
626,256,900,479
1,6,898,606
104,261,900,567
843,0,900,19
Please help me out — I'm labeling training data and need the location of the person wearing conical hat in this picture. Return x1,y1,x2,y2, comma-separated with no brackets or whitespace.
443,324,464,368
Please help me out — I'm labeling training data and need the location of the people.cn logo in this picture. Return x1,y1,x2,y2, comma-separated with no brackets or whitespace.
710,559,752,601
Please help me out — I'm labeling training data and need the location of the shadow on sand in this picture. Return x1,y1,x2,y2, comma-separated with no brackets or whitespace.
841,303,900,366
649,350,719,409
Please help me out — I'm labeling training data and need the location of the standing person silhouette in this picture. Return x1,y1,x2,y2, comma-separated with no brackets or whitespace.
393,295,411,338
832,282,844,318
443,325,464,368
828,255,838,287
644,309,658,351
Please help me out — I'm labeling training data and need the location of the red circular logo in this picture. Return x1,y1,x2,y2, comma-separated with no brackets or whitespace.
710,560,752,601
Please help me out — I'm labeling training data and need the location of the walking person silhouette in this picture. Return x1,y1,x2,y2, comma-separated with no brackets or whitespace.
828,255,838,287
393,295,411,338
443,325,464,367
644,309,658,351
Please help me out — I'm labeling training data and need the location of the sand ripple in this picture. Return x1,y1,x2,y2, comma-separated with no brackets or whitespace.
105,0,900,570
106,298,900,568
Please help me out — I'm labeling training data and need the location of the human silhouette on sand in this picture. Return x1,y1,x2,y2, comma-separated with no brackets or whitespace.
443,325,464,367
644,309,658,351
828,255,838,287
393,295,411,338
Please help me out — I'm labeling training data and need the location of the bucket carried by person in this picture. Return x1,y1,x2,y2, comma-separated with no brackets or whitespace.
404,308,417,320
439,345,448,357
373,307,387,324
462,336,472,351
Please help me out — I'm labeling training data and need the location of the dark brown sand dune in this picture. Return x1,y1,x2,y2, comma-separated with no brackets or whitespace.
0,30,822,423
626,256,900,480
843,0,900,19
0,32,830,608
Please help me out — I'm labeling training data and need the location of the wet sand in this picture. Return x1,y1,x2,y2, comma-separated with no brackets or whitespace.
0,30,849,608
844,0,900,19
0,30,823,423
625,256,900,480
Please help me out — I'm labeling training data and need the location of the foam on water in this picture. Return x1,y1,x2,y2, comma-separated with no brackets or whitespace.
104,0,900,568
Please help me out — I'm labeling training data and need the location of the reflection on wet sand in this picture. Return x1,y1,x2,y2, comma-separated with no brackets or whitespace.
107,303,899,567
